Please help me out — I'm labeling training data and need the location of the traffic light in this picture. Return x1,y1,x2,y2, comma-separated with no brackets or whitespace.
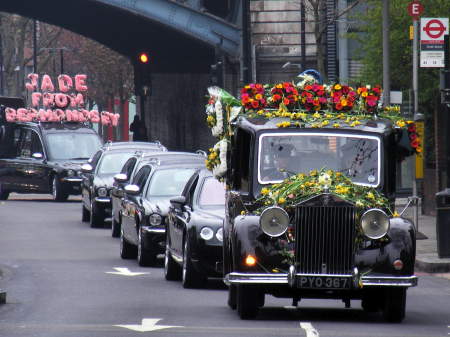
134,51,152,96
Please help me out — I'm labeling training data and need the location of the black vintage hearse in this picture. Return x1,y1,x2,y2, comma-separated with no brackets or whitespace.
0,100,102,201
222,115,418,322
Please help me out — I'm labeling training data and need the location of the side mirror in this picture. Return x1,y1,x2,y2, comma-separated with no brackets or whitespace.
124,184,140,195
81,163,93,173
170,195,186,206
32,152,43,160
114,173,128,183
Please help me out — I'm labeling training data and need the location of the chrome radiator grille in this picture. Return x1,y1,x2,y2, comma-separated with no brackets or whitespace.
295,205,356,275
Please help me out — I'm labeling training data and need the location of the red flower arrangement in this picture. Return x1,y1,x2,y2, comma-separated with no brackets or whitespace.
240,83,267,110
330,84,357,112
269,82,299,109
300,83,328,111
357,85,382,114
407,122,422,154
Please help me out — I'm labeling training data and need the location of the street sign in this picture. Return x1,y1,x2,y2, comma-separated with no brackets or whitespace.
407,1,424,21
420,18,449,68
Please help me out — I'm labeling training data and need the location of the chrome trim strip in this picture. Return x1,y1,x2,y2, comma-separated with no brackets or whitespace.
94,197,110,203
225,272,418,287
142,227,165,234
62,178,82,182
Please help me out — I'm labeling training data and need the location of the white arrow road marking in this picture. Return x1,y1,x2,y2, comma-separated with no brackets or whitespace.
105,267,150,277
300,322,320,337
115,318,183,332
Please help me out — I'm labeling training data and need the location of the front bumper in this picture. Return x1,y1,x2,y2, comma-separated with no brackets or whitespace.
224,272,418,288
60,177,83,194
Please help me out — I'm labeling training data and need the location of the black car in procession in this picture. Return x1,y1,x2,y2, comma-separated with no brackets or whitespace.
165,168,225,288
119,155,205,266
223,116,418,321
111,151,208,238
0,118,102,201
80,141,166,228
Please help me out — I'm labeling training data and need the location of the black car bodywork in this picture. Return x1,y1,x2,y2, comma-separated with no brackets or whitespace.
223,116,417,321
80,141,167,228
119,155,205,266
165,168,225,288
110,151,205,238
0,118,102,201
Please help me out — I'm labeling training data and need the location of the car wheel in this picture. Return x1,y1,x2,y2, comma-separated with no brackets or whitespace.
0,183,9,200
237,285,261,319
90,200,104,228
111,212,121,238
52,176,68,202
182,237,205,288
137,228,156,266
227,284,237,310
382,287,407,323
81,203,90,222
164,238,181,281
120,228,137,259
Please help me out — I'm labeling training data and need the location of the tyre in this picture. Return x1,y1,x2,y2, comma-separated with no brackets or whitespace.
237,285,261,319
137,228,156,266
182,238,206,288
0,183,9,200
81,204,90,222
90,200,104,228
227,284,237,310
382,287,407,323
362,289,381,313
111,210,121,237
52,176,68,202
164,238,181,281
120,229,137,259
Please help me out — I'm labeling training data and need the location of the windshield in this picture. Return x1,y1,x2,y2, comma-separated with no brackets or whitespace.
198,177,225,207
258,133,380,186
46,132,102,160
97,152,133,175
147,168,196,197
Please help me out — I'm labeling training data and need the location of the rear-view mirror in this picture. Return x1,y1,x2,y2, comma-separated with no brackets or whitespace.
124,184,140,195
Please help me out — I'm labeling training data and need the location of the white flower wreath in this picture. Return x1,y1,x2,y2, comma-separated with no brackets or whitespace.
212,139,228,179
211,100,224,137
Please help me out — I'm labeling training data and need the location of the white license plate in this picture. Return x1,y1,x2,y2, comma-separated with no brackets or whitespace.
296,276,350,289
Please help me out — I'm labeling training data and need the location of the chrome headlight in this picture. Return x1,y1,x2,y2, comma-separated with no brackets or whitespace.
67,169,75,177
200,227,214,241
361,209,390,239
259,206,289,237
97,187,108,197
215,227,223,242
148,213,162,226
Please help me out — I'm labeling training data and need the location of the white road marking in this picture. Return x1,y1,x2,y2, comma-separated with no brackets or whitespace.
105,267,149,277
115,318,182,332
300,322,319,337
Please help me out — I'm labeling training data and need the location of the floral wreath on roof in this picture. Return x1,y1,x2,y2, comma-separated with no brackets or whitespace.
205,72,421,181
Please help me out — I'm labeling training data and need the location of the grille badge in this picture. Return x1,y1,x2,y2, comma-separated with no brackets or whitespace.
321,263,327,274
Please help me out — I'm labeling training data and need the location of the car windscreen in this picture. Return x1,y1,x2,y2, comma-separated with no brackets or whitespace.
46,132,102,160
258,133,380,187
146,168,196,197
198,177,225,207
97,152,133,175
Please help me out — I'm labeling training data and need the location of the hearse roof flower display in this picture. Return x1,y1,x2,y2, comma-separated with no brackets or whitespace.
204,72,418,322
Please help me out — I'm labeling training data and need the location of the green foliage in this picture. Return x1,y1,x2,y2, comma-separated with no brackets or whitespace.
351,0,450,165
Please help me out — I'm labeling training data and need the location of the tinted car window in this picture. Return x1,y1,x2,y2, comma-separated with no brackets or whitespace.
147,168,196,197
121,157,137,177
131,165,152,190
97,152,132,175
198,177,225,207
31,131,43,155
46,132,102,160
18,129,32,157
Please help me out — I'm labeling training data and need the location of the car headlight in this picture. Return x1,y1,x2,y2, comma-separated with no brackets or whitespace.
215,227,223,242
260,206,289,237
97,187,108,197
148,213,162,226
67,169,75,177
361,209,389,239
200,227,214,241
